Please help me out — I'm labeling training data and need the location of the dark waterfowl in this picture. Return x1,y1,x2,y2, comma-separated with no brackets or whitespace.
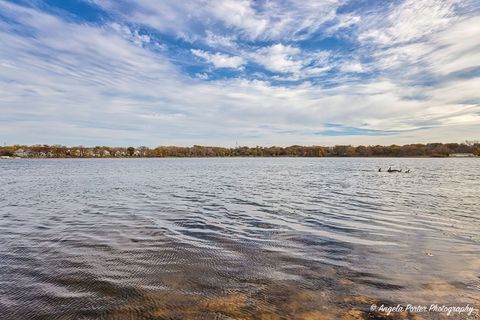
387,167,402,173
405,169,410,173
378,168,382,172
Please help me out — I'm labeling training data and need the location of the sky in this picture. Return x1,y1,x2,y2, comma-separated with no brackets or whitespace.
0,0,479,147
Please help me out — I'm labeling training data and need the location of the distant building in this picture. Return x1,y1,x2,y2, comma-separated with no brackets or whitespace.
14,149,30,157
114,150,126,157
450,153,476,157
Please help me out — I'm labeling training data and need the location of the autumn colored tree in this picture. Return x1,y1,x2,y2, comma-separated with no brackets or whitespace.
1,142,479,158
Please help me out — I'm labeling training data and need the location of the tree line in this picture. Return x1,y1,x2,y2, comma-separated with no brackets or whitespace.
1,142,479,158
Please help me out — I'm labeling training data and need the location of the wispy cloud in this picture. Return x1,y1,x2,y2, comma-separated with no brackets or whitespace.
90,0,343,41
191,49,245,70
359,0,458,45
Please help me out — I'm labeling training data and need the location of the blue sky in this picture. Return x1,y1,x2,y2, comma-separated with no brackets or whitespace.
0,0,479,146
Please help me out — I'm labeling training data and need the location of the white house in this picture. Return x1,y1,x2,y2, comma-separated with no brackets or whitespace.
450,153,476,157
14,149,30,157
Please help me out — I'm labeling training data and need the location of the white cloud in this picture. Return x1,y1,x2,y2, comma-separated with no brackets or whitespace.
109,23,151,47
353,0,480,89
205,31,238,49
253,0,343,40
359,0,459,46
361,15,480,83
325,13,361,34
210,0,268,39
248,45,332,78
340,62,364,73
195,73,209,80
426,16,480,75
90,0,344,41
191,49,245,69
252,44,303,73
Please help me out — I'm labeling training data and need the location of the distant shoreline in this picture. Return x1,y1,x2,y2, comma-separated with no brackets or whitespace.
1,143,479,159
1,156,478,159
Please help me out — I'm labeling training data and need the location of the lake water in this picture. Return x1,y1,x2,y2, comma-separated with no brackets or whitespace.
0,158,479,319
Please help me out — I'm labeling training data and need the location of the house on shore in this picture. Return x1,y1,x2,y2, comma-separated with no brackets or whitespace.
449,153,476,157
14,149,31,157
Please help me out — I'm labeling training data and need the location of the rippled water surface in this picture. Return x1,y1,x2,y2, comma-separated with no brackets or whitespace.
1,158,479,319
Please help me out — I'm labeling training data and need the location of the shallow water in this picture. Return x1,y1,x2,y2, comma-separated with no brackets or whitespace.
0,158,479,319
